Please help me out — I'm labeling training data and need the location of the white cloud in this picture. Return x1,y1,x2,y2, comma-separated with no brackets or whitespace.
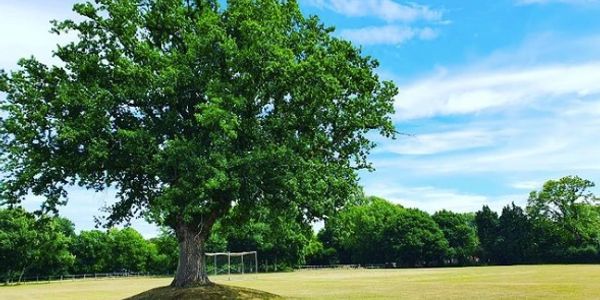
304,1,444,45
394,62,600,120
364,183,526,213
379,128,506,155
340,25,438,45
562,99,600,116
305,0,442,23
510,181,543,190
374,103,600,176
370,34,600,180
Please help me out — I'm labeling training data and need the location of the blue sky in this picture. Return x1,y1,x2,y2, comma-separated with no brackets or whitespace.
2,0,600,237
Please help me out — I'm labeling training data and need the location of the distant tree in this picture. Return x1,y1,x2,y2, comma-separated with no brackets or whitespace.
71,230,111,273
0,0,396,287
205,225,228,253
31,216,76,276
315,226,342,264
475,205,500,263
385,208,449,267
53,217,77,239
147,229,180,275
219,206,312,270
527,176,600,247
0,208,38,283
303,235,333,265
432,210,478,265
108,228,150,272
320,197,403,264
496,203,532,264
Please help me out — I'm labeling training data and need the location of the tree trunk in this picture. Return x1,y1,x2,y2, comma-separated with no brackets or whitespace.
171,224,210,287
18,266,26,283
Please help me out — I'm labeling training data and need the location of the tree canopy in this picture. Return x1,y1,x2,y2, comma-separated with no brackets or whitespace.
432,210,478,265
528,176,600,245
0,0,396,286
0,208,75,283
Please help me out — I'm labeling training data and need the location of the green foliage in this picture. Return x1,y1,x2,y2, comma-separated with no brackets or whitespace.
303,235,326,265
0,208,38,282
31,217,76,276
528,176,600,247
0,0,395,238
320,196,403,264
1,1,395,284
71,230,111,273
495,203,533,264
219,206,312,269
147,229,179,274
2,176,598,280
108,227,152,272
474,205,500,263
0,208,74,282
432,210,478,265
385,208,448,267
471,176,600,265
319,197,448,266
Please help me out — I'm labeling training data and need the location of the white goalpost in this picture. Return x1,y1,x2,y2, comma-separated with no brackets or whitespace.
205,251,258,280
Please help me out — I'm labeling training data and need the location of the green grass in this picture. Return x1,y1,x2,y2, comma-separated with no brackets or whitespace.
2,265,600,299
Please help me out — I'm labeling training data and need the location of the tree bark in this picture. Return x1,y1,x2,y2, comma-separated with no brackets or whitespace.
171,224,210,287
18,266,26,283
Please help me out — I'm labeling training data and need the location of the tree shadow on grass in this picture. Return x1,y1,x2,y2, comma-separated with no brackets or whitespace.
125,283,282,300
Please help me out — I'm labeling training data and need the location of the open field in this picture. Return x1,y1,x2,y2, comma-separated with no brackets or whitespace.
2,265,600,299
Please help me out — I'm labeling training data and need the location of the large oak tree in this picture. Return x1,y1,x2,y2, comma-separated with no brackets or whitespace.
0,0,396,287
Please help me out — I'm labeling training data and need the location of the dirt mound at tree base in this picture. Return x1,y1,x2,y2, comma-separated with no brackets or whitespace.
125,284,282,300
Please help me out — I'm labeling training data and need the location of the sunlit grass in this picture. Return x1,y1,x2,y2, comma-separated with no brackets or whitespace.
2,265,600,299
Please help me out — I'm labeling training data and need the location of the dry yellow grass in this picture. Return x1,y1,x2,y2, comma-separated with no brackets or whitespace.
1,265,600,299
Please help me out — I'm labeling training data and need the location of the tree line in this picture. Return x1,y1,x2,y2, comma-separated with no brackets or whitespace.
0,205,312,283
2,176,599,283
308,176,600,266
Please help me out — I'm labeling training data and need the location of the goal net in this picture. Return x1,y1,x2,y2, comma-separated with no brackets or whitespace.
206,251,258,279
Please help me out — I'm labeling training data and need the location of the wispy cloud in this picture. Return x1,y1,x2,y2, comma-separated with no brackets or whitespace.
304,0,444,45
377,128,504,155
394,62,600,120
510,180,543,190
516,0,599,5
304,0,442,23
374,113,600,174
339,25,437,45
372,34,600,185
364,183,526,213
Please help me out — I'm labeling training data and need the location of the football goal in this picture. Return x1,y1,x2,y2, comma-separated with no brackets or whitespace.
206,251,258,280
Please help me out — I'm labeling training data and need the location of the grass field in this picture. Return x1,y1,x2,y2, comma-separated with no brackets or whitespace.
2,265,600,299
